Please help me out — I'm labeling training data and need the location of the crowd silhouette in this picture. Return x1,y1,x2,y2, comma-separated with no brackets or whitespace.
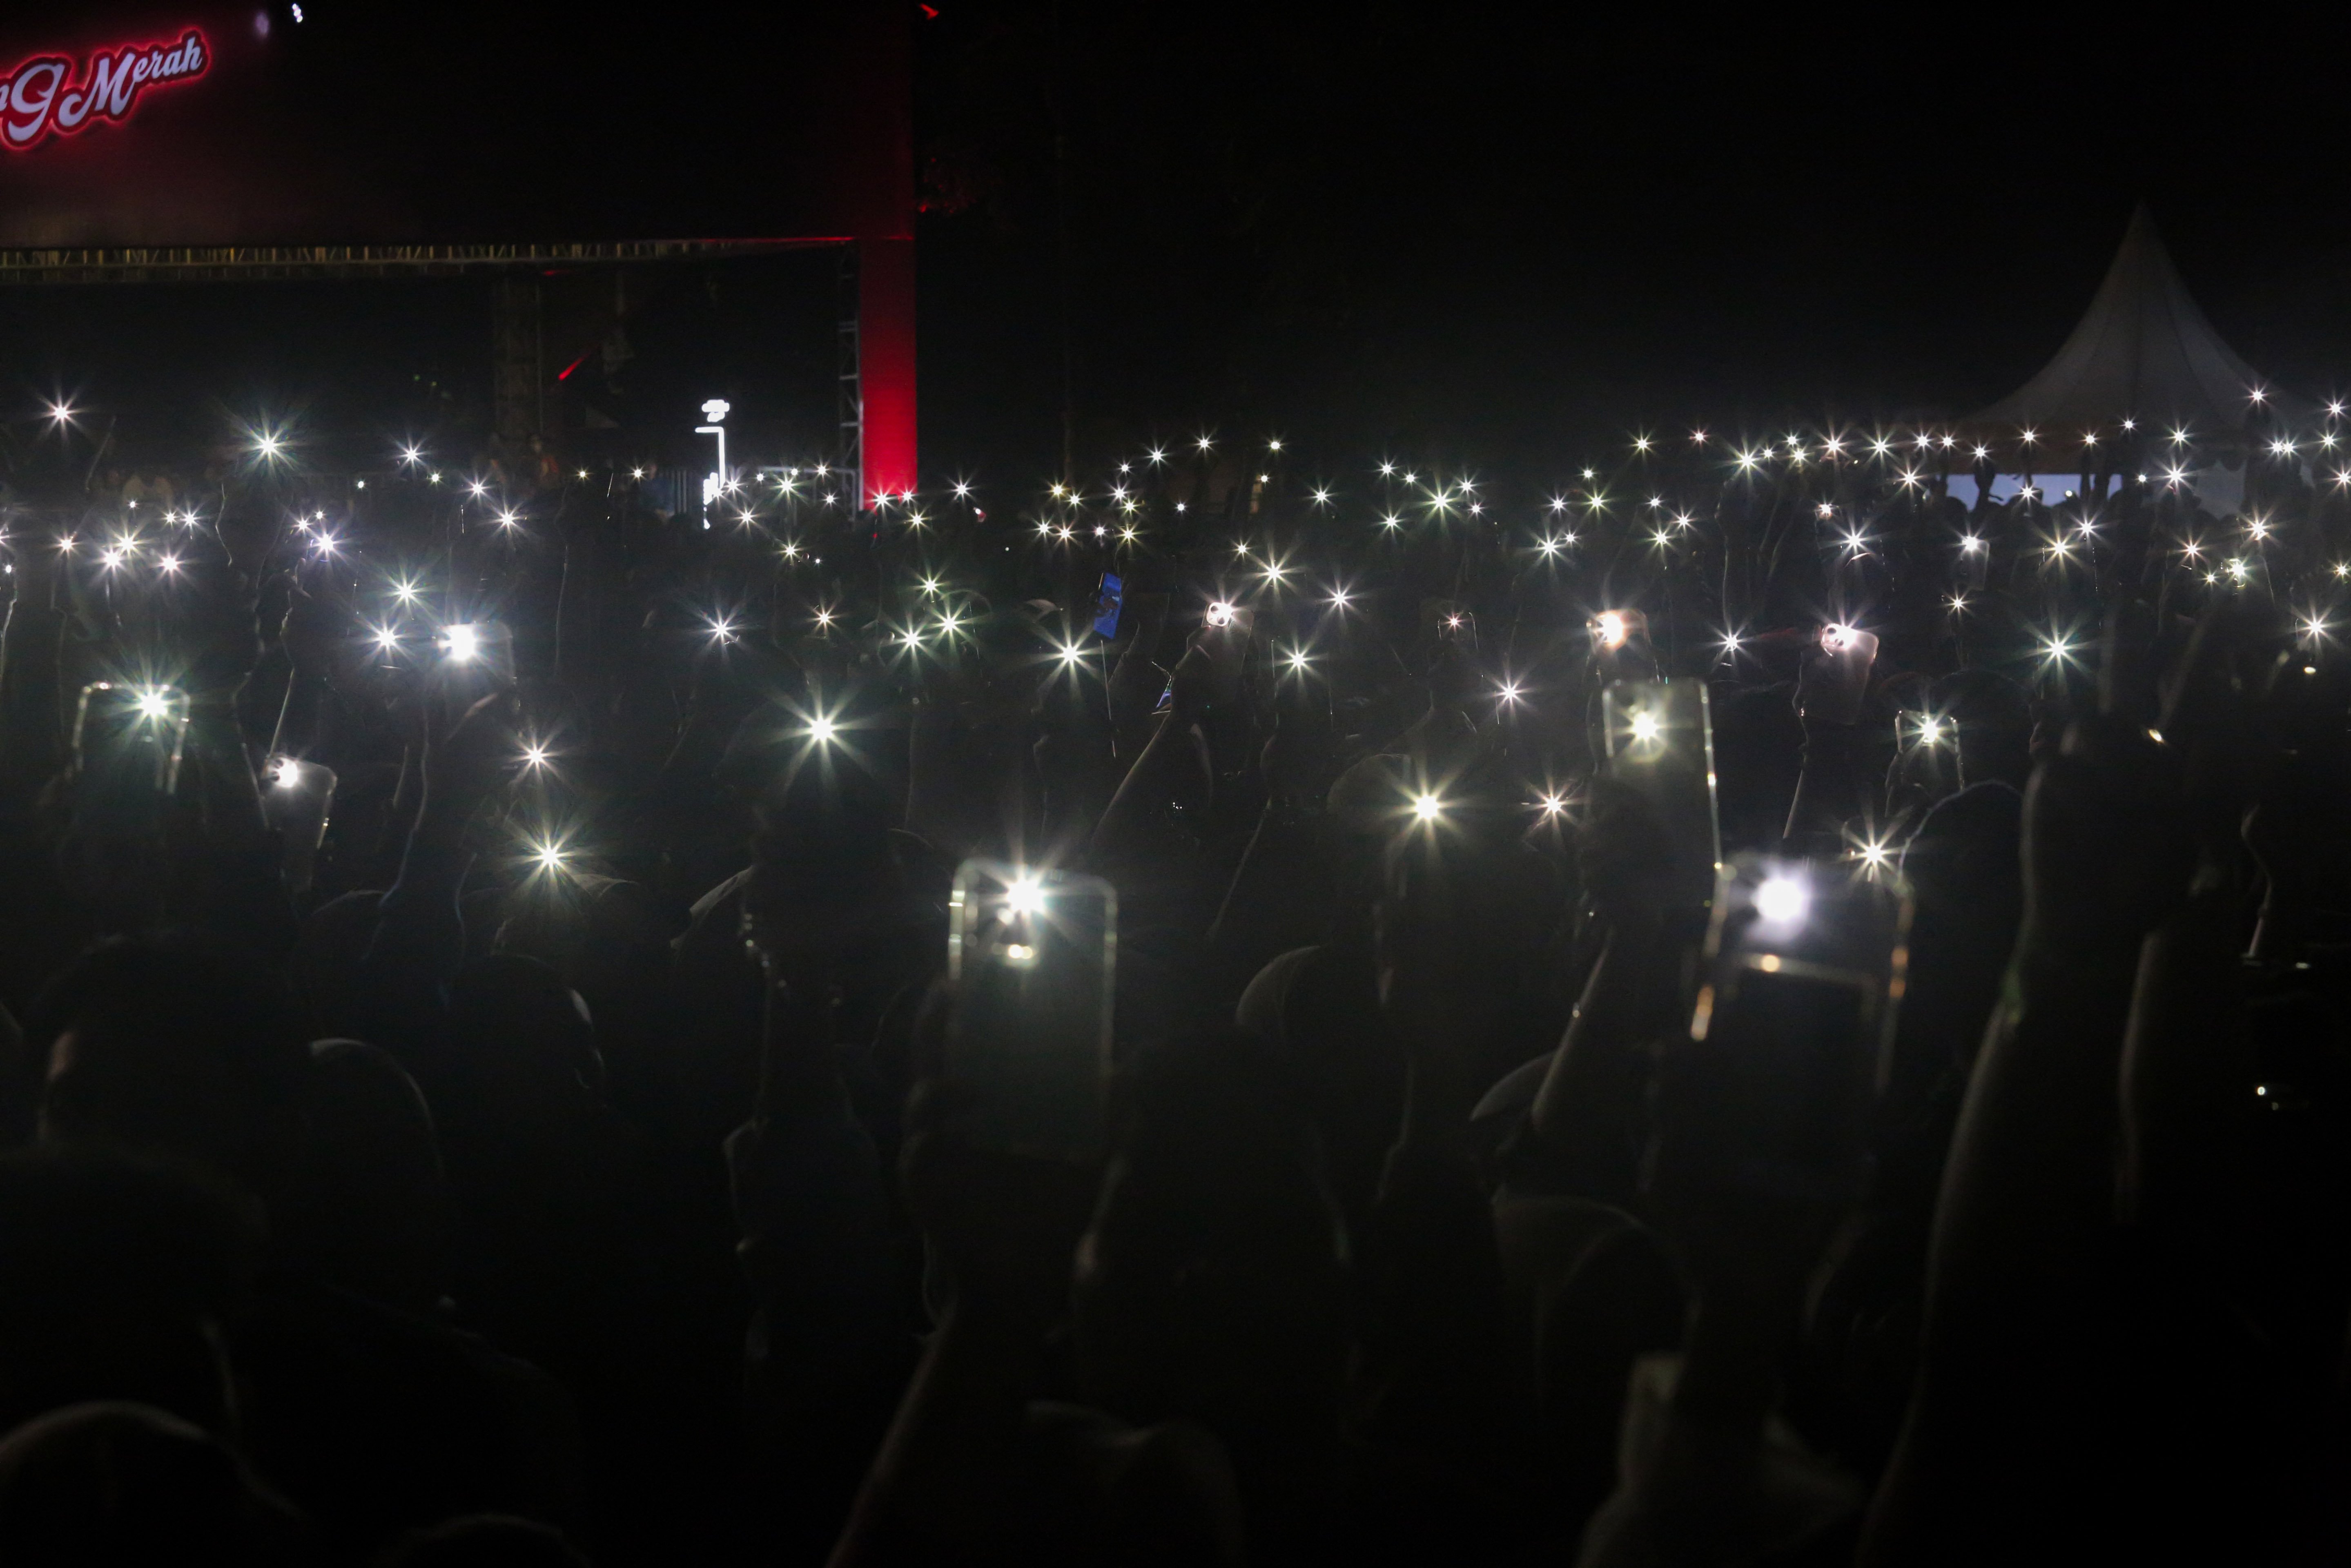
0,418,2346,1566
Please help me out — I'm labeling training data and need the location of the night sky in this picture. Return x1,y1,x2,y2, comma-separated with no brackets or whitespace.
5,2,2349,487
915,2,2351,472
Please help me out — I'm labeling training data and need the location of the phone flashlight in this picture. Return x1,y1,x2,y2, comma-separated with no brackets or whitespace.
1691,855,1909,1065
1600,678,1721,921
1903,713,1952,749
71,682,190,832
1588,608,1657,682
947,860,1118,1161
1667,853,1912,1205
1800,622,1879,725
432,619,517,709
261,757,339,895
1960,533,1990,590
437,621,513,668
1205,600,1237,628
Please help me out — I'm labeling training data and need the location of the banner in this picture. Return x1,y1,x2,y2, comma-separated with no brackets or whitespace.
0,2,910,247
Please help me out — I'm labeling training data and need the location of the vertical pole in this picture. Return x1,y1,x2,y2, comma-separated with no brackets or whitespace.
492,273,543,450
533,276,546,445
838,242,862,501
857,236,918,506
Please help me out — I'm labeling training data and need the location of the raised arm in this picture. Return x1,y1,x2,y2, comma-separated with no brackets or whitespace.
1861,716,2188,1564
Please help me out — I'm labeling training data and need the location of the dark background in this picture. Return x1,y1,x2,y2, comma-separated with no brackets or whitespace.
909,2,2351,470
7,1,2351,487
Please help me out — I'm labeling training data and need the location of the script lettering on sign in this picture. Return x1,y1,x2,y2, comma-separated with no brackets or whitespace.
0,29,209,151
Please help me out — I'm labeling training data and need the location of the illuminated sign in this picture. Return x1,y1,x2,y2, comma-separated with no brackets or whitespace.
1,29,209,151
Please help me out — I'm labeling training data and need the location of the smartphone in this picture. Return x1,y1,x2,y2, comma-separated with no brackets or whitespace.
432,619,517,717
946,859,1118,1161
435,619,515,676
1960,536,1990,591
1589,608,1658,683
1798,624,1879,724
1589,608,1647,653
1095,571,1125,639
1197,602,1252,707
261,757,339,895
71,682,190,833
1668,854,1911,1205
1599,678,1721,919
1423,598,1477,649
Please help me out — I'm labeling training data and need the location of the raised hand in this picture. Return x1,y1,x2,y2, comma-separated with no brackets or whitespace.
1572,775,1678,931
2020,712,2190,953
421,689,517,819
279,581,349,680
898,1076,1100,1325
175,553,263,699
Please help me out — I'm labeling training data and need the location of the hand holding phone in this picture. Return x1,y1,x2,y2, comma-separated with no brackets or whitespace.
1598,678,1721,922
174,553,263,697
1590,608,1646,654
430,619,518,728
1192,602,1252,707
1094,571,1125,639
420,688,516,818
280,584,350,678
1660,855,1911,1212
71,682,189,835
1798,624,1879,725
261,757,338,895
435,619,516,679
1585,607,1658,686
946,860,1117,1161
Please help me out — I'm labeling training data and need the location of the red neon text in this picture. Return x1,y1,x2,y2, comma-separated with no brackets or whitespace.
1,29,209,151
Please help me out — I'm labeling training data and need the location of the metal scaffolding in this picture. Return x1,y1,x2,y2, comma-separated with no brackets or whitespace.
836,242,862,501
0,238,842,285
491,274,543,447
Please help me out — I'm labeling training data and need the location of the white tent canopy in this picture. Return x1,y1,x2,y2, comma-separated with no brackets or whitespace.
1970,205,2302,436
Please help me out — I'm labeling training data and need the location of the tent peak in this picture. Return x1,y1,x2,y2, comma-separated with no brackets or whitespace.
1970,207,2302,436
